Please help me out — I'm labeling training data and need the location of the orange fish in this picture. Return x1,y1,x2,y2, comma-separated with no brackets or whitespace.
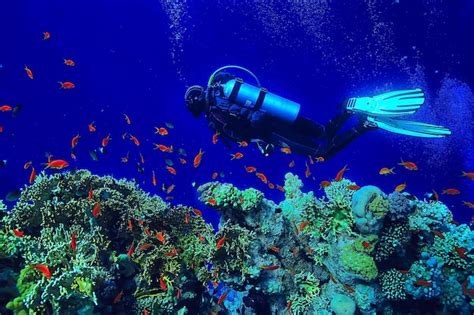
379,167,395,175
154,127,168,135
127,241,135,257
343,284,355,293
347,184,361,191
395,183,407,192
305,162,311,178
87,187,93,200
308,155,314,165
143,227,152,237
156,231,166,244
137,243,154,252
24,65,34,79
269,246,280,253
256,172,268,184
198,234,205,242
88,122,97,132
454,247,469,261
32,264,51,279
152,170,157,187
164,247,178,257
335,165,349,181
154,144,173,153
260,265,280,271
71,231,77,251
315,156,325,163
299,221,310,231
193,149,204,168
176,288,181,300
442,188,460,195
13,229,24,237
192,208,202,216
29,167,37,184
414,279,432,287
268,182,275,189
461,172,474,180
245,166,257,173
293,221,299,236
166,166,177,175
231,152,244,160
398,159,418,171
212,172,219,179
319,180,331,190
71,134,80,148
288,160,295,168
143,309,149,315
63,59,75,66
139,152,145,164
462,201,474,209
217,290,230,305
159,274,167,291
127,219,133,232
431,189,439,201
212,131,219,144
102,134,111,147
112,290,124,304
129,135,140,146
179,158,187,165
58,81,75,89
280,147,292,154
43,31,51,40
124,114,132,125
166,184,175,194
0,105,12,112
207,198,217,206
92,202,101,217
45,159,69,170
238,141,248,147
23,161,33,169
276,185,285,192
216,236,226,250
361,241,371,249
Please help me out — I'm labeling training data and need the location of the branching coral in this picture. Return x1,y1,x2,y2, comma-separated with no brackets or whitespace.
374,223,411,262
387,192,413,221
405,254,444,300
379,269,408,301
408,201,453,232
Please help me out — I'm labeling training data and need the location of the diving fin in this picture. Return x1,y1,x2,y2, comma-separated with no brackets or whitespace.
346,89,425,117
366,116,451,138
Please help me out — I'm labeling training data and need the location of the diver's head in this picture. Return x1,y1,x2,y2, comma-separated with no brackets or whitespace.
185,85,206,117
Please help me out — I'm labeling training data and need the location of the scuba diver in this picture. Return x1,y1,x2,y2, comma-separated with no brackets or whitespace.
185,65,451,159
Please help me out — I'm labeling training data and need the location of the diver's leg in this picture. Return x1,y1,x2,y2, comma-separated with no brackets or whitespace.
319,123,372,159
293,116,325,137
323,107,352,140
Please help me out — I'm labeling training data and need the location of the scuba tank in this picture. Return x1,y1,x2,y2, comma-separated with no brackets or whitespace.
208,65,301,124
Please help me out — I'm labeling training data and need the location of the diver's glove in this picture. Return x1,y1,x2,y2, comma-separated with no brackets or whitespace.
346,89,451,138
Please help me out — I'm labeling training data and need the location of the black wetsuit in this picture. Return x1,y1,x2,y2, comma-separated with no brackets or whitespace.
203,73,371,159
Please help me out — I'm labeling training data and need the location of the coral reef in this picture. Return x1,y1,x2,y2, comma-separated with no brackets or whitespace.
1,170,473,314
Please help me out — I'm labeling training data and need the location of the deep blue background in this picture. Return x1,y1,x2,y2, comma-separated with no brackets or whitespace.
0,0,473,227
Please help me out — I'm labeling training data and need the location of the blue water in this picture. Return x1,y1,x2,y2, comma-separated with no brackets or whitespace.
0,0,473,227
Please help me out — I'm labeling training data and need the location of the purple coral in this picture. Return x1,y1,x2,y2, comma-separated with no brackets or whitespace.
387,192,413,221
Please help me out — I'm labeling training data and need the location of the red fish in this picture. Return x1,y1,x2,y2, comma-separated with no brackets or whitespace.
269,246,280,253
362,241,371,249
127,219,133,232
276,185,285,192
344,284,355,293
143,309,149,315
24,65,34,79
293,221,299,236
154,144,173,153
260,265,280,271
414,279,432,287
462,172,474,180
164,247,177,256
0,105,12,112
192,208,202,216
129,135,140,146
71,231,77,251
212,172,219,180
216,236,226,250
13,229,24,237
166,166,177,175
92,202,101,217
462,279,474,296
238,141,248,147
398,159,418,171
335,165,348,181
63,59,76,66
88,188,93,200
176,288,181,300
256,172,268,184
127,241,135,257
152,170,157,187
159,274,167,290
463,201,474,209
33,264,51,279
268,182,275,189
43,31,51,40
432,230,445,239
137,243,154,252
319,180,330,190
166,184,175,194
29,167,37,184
305,162,311,178
58,81,75,89
207,198,217,206
217,290,230,305
315,156,325,163
348,184,361,191
442,188,460,195
45,159,69,170
230,152,244,160
112,290,124,304
299,221,310,231
245,166,257,173
179,158,187,165
154,127,168,135
156,231,166,244
280,147,292,154
102,134,111,147
193,149,204,168
139,152,145,164
455,247,469,261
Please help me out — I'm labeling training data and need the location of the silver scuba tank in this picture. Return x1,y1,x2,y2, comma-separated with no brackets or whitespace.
221,78,300,124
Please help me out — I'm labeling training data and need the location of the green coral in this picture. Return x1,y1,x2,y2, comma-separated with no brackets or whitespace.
280,173,320,222
367,194,389,218
330,293,356,315
324,179,357,211
198,182,263,213
341,243,378,281
408,201,453,232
